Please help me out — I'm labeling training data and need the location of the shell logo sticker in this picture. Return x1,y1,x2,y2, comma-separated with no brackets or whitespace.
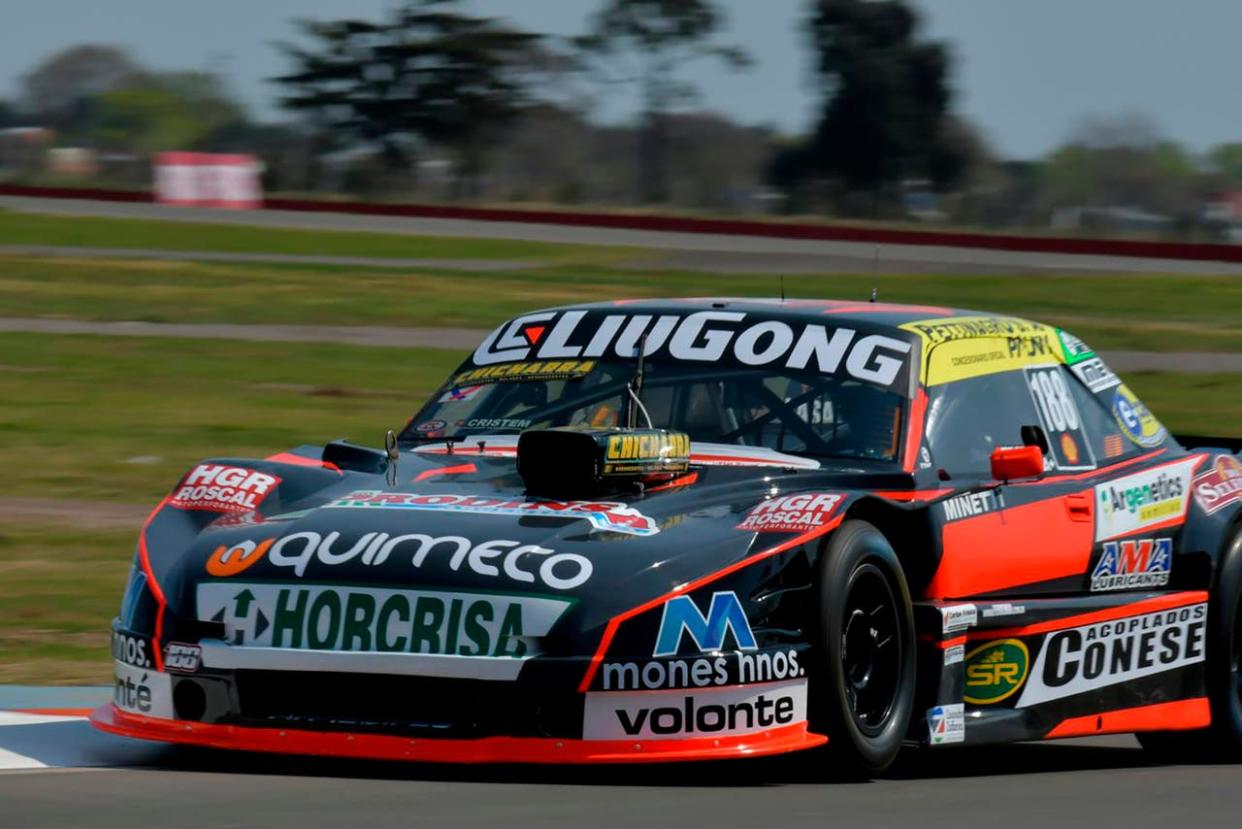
1060,432,1080,465
964,638,1029,704
206,538,275,577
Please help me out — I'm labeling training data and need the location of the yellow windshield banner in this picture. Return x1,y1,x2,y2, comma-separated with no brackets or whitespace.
900,316,1062,386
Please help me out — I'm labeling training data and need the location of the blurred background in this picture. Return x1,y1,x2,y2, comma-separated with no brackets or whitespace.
2,0,1242,236
0,0,1240,688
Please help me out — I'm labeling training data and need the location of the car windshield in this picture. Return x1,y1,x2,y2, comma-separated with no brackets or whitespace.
402,360,907,462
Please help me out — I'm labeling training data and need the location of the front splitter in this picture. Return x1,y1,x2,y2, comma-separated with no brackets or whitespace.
90,704,827,764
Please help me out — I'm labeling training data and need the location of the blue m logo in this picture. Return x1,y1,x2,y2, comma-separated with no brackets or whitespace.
653,591,758,657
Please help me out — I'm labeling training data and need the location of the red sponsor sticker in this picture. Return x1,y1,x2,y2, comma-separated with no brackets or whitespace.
1193,456,1242,515
737,493,842,533
170,464,281,513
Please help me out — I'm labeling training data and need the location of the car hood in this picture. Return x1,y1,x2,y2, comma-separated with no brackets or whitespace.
154,442,915,638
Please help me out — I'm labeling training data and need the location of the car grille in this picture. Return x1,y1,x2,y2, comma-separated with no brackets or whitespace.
232,670,581,738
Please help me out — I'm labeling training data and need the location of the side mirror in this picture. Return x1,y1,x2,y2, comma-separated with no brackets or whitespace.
990,445,1044,482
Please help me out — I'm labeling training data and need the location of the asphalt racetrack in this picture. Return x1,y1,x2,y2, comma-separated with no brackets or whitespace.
4,195,1242,827
1,716,1239,829
7,194,1242,274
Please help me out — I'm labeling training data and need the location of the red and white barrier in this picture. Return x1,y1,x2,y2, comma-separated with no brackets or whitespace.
154,152,263,209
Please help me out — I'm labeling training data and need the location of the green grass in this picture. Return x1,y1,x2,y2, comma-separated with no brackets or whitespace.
0,525,133,684
0,333,462,504
3,253,1242,351
0,209,625,264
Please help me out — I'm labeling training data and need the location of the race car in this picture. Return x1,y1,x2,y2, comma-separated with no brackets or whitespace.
92,299,1242,774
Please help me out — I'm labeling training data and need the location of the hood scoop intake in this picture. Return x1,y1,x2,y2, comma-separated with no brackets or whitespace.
517,427,690,498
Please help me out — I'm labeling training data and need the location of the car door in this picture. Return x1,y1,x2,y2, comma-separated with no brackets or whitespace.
920,363,1100,599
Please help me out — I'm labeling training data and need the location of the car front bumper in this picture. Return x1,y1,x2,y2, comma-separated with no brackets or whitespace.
91,703,826,764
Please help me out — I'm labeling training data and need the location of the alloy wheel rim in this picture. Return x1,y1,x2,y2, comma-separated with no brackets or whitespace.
840,562,902,738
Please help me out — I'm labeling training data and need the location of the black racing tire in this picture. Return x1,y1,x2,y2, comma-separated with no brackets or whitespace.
812,519,917,776
1138,526,1242,761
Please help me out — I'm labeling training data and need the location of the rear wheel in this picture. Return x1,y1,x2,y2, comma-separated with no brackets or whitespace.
1139,527,1242,761
813,520,916,775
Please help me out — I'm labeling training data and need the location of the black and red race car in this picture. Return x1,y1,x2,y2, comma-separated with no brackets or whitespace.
93,299,1242,774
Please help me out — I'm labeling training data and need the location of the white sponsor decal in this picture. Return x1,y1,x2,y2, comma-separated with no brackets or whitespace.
1070,357,1121,393
928,703,965,744
472,312,912,388
1094,458,1197,542
196,582,571,661
264,530,592,591
170,464,280,513
940,604,978,633
736,493,841,533
601,648,802,691
163,642,202,673
112,660,173,719
981,603,1025,619
111,631,150,668
1016,602,1207,708
944,644,965,666
323,490,659,537
941,491,997,522
582,678,808,741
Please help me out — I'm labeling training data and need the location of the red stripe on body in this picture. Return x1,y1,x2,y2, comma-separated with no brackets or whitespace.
902,389,928,473
577,516,844,693
136,496,172,670
1044,697,1210,739
413,463,478,483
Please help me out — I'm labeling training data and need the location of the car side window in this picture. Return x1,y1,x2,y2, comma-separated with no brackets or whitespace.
1061,361,1150,466
1021,365,1097,473
924,371,1044,479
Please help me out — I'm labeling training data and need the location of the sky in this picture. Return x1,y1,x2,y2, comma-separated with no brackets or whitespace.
5,0,1241,160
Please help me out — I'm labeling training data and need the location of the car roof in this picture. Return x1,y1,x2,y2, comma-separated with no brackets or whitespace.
533,297,1030,334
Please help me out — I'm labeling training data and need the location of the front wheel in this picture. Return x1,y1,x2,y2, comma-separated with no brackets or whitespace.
812,520,916,775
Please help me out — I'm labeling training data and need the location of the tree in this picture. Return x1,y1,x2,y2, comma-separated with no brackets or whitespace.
1209,143,1242,186
1039,115,1199,219
789,0,965,213
577,0,750,203
21,45,142,133
89,72,248,155
0,99,18,129
272,0,545,195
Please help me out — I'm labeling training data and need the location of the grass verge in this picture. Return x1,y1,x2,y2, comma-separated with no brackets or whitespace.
3,253,1242,351
0,333,462,504
0,209,626,264
0,525,132,685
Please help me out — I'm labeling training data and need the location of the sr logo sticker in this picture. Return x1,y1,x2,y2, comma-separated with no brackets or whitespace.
963,639,1029,704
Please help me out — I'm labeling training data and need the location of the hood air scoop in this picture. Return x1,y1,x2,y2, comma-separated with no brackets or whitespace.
517,427,690,498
